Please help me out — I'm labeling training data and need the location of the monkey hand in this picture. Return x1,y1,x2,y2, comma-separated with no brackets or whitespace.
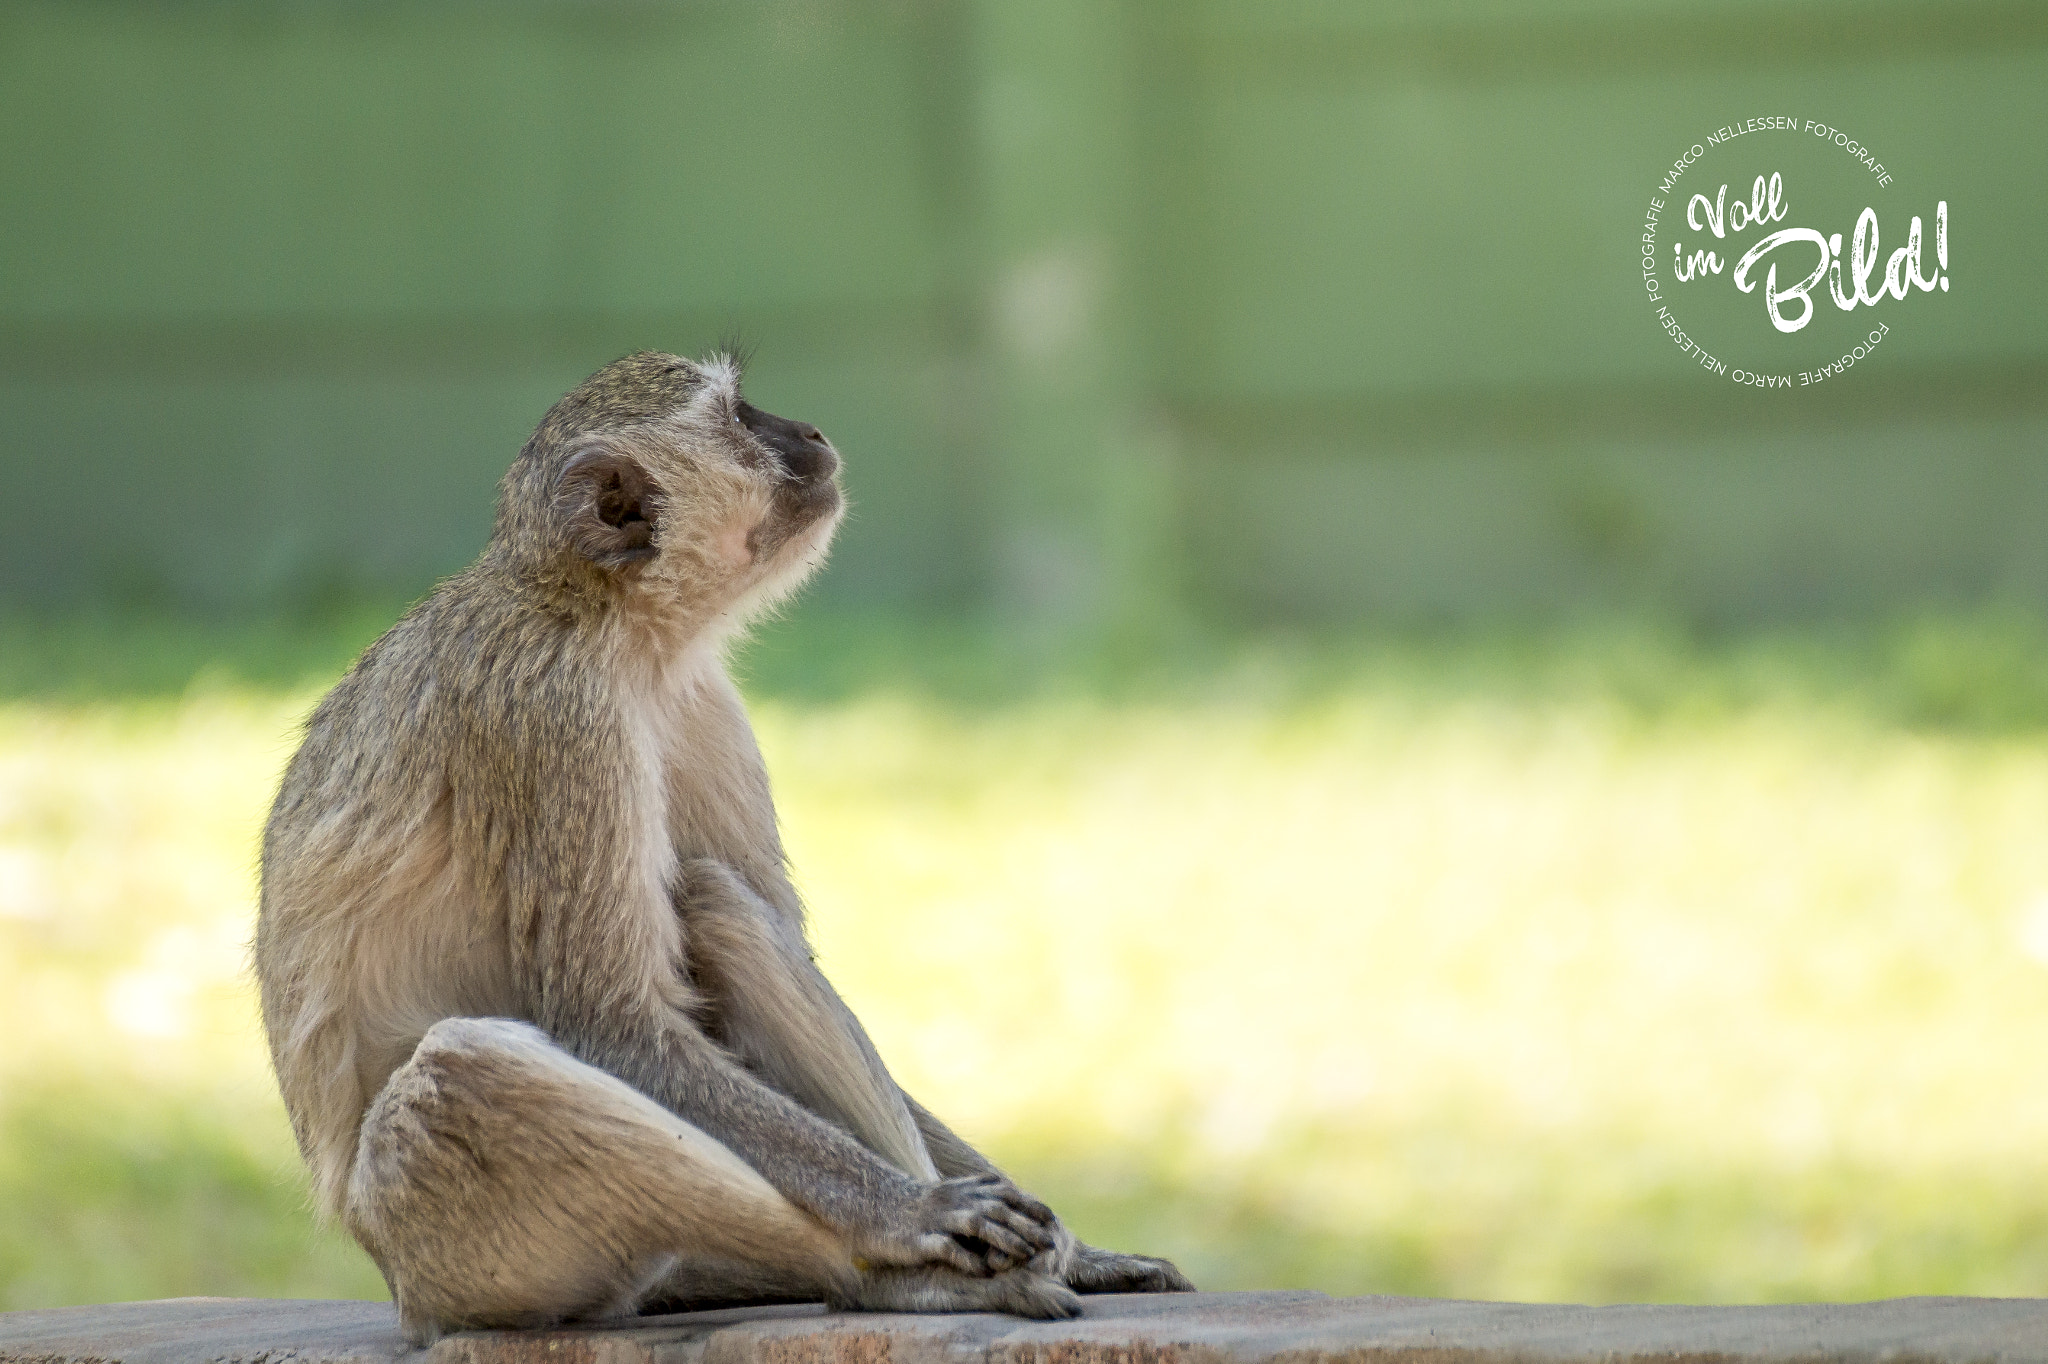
1021,1211,1077,1280
1063,1241,1196,1295
854,1173,1060,1278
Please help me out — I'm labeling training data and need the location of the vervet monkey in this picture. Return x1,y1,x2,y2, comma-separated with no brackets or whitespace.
255,352,1192,1344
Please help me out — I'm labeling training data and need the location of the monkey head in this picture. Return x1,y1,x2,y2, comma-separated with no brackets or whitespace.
494,350,844,625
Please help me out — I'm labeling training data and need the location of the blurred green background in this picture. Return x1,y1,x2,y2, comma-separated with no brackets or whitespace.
4,0,2048,1316
6,0,2045,622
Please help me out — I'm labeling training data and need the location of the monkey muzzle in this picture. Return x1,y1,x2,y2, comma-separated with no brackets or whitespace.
737,401,840,488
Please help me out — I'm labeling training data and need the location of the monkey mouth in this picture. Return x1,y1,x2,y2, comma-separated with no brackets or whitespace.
778,475,842,525
747,479,842,562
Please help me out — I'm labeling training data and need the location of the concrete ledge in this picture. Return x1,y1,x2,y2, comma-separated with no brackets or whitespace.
4,1291,2048,1364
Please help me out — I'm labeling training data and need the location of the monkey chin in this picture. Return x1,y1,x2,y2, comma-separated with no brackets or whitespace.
719,488,844,630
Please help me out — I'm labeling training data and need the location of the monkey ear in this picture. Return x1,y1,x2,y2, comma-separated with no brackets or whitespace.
557,449,659,570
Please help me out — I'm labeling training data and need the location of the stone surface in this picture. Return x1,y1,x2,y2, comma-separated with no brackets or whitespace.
4,1291,2048,1364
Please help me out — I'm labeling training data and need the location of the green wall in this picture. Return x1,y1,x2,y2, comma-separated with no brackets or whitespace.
2,1,2043,620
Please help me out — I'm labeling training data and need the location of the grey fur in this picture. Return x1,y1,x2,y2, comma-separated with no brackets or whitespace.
255,352,1191,1345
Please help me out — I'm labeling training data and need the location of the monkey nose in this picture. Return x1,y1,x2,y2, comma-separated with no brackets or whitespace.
740,402,840,484
784,429,838,484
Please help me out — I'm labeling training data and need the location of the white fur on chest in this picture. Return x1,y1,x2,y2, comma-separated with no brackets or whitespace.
623,645,787,901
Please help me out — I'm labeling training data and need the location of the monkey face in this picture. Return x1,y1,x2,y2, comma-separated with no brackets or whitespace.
526,351,844,623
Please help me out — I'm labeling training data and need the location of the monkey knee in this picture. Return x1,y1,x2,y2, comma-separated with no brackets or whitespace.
365,1019,526,1129
353,1018,557,1203
414,1015,551,1067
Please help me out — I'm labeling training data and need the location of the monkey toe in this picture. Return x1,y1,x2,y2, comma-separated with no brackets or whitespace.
998,1273,1084,1320
1069,1249,1195,1295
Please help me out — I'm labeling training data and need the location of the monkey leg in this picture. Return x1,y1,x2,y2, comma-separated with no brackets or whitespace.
347,1016,853,1344
642,1254,1079,1319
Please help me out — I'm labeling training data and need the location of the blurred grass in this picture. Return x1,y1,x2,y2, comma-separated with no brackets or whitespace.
5,605,2048,1308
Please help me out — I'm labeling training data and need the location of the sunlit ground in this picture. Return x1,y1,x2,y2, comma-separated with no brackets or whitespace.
5,609,2048,1309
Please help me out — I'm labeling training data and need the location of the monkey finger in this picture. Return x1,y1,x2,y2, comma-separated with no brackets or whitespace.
992,1186,1058,1227
939,1207,1026,1257
970,1237,1019,1269
974,1199,1054,1246
919,1234,994,1277
989,1204,1059,1250
951,1214,1035,1264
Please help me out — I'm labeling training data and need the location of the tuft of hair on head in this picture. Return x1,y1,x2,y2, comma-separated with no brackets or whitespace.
712,331,756,382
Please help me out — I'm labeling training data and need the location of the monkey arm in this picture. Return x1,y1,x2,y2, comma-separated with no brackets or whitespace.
678,859,940,1182
673,857,1004,1186
664,853,1192,1299
525,894,1052,1276
489,706,1054,1278
525,906,1050,1273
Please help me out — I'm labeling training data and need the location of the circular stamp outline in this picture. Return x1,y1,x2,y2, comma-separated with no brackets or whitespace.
1639,119,1945,389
